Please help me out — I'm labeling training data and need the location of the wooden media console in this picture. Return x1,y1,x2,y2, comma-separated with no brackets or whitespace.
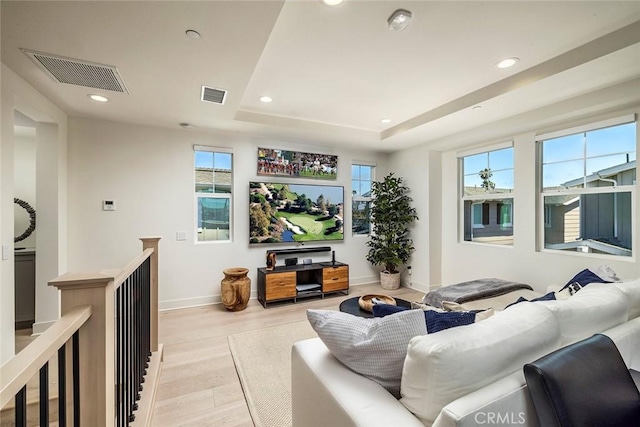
257,247,349,307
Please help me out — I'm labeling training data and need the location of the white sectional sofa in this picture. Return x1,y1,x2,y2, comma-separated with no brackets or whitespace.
291,280,640,427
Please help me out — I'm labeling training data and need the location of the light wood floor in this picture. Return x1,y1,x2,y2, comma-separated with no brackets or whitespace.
151,283,425,427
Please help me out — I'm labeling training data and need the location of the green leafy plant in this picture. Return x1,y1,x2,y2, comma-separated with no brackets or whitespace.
366,173,418,274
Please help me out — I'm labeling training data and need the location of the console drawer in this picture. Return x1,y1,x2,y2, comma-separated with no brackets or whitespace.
323,266,349,292
265,271,297,300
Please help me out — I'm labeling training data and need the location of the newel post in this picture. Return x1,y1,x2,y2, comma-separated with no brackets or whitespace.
140,236,160,352
49,272,116,427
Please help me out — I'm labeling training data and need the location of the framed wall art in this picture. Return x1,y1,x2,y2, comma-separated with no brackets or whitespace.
257,147,338,180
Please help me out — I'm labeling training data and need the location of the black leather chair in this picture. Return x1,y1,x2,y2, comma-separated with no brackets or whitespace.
523,334,640,427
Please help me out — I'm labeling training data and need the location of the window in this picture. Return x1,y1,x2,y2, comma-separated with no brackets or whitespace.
352,164,375,235
195,146,233,242
460,145,514,245
538,116,636,257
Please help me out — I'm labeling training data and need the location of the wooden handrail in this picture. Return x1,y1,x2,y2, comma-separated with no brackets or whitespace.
0,305,92,408
113,248,154,290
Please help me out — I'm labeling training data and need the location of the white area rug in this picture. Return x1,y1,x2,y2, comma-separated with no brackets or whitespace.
228,321,317,427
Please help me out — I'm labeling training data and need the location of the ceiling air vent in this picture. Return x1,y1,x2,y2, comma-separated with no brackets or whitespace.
21,49,129,93
201,86,227,105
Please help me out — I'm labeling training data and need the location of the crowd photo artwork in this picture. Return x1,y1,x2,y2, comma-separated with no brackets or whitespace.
257,147,338,180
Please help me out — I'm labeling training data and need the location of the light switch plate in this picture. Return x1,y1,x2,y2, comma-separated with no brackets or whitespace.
2,245,9,260
176,231,187,241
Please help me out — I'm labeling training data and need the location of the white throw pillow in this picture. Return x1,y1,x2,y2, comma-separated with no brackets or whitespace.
538,283,629,345
400,303,560,426
613,279,640,320
307,309,427,398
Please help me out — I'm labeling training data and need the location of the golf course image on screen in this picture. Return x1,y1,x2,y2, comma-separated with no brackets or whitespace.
249,182,344,244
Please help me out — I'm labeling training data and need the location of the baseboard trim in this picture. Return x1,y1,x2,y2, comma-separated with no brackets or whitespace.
159,276,384,311
159,290,259,311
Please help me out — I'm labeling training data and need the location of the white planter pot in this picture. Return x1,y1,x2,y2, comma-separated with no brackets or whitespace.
380,271,401,290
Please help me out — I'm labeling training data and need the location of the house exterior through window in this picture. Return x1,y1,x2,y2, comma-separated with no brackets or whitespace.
538,115,636,257
194,146,233,242
460,145,514,245
352,163,375,235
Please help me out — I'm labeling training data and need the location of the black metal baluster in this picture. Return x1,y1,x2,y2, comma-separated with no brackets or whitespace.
73,331,80,427
133,272,140,409
137,268,143,395
39,362,49,426
115,286,122,427
58,345,67,426
144,259,150,373
127,279,135,423
15,386,26,427
123,279,128,423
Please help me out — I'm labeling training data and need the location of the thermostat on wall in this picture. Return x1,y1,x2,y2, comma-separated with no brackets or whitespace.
103,200,116,211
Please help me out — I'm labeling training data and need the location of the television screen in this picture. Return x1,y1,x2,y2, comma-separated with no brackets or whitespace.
249,182,344,244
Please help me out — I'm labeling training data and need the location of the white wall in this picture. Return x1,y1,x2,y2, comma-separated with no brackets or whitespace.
387,145,438,294
1,63,68,363
67,117,387,309
437,107,640,292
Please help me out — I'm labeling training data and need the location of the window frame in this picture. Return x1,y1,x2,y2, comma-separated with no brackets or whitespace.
459,143,515,246
536,115,636,258
351,162,375,236
194,145,233,243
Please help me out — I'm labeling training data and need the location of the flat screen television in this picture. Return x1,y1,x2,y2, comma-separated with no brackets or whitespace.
249,182,344,244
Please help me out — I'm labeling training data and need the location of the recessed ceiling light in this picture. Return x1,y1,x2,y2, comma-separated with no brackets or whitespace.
185,30,201,39
179,123,193,130
380,118,392,124
472,105,482,110
260,96,273,103
88,94,108,102
496,57,519,69
322,0,343,5
388,9,412,31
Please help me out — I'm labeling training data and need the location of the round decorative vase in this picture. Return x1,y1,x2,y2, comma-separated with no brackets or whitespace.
221,267,251,311
380,271,401,290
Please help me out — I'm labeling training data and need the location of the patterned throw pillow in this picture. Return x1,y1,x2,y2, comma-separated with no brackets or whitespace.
306,309,427,398
371,304,476,333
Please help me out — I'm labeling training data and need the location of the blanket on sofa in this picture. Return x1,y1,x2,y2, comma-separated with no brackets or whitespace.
424,278,533,308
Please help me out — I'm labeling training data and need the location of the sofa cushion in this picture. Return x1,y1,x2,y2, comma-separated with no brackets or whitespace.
538,283,629,345
613,279,640,320
306,308,427,398
400,303,560,426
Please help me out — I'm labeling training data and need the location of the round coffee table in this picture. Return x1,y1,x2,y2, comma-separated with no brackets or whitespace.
339,296,412,318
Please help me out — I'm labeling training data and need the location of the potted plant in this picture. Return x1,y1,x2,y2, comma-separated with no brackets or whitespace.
366,173,418,290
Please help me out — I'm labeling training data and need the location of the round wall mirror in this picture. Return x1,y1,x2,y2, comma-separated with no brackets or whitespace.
14,198,36,243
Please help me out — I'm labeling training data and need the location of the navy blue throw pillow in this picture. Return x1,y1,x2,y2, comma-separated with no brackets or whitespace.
532,292,557,302
424,311,475,333
505,292,556,309
561,269,610,291
505,296,529,309
372,303,408,317
371,304,475,333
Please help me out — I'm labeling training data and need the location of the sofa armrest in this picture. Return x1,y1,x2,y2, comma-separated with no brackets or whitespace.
432,371,539,427
292,338,423,427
